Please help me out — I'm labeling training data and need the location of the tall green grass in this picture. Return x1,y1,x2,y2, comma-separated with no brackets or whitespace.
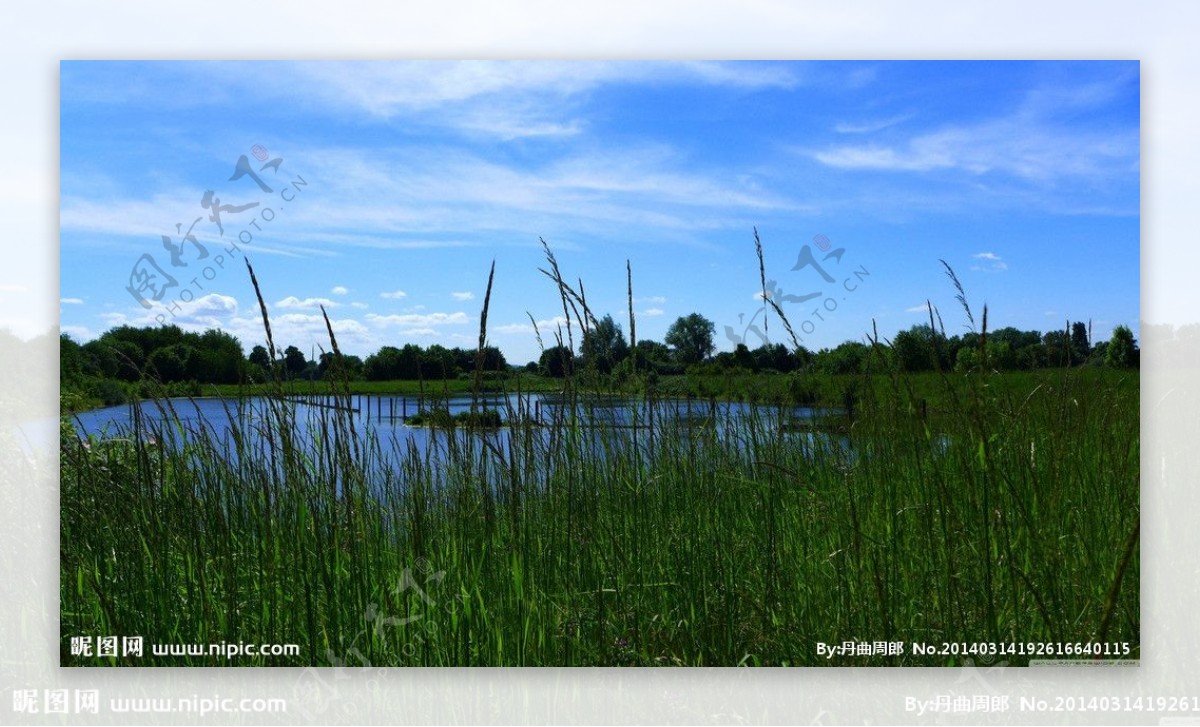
60,254,1138,666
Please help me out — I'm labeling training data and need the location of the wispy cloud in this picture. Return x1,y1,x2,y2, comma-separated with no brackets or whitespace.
380,290,408,300
59,193,338,259
60,297,85,304
811,121,1137,180
971,252,1008,272
331,285,349,295
259,144,809,255
905,304,931,313
807,81,1137,186
451,291,475,301
643,308,665,317
834,114,913,134
286,61,799,125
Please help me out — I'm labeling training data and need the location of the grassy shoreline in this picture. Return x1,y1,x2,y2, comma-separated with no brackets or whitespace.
59,250,1139,666
60,365,1139,666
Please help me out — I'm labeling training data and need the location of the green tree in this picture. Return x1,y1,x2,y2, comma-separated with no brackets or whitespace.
1105,324,1138,368
633,340,670,366
1043,330,1072,367
318,352,364,380
538,345,575,378
248,344,271,369
1071,321,1091,364
283,345,307,378
101,338,145,381
813,341,869,376
420,344,459,380
732,343,756,371
955,346,980,372
581,314,630,374
755,342,807,372
985,340,1016,371
147,343,192,382
665,313,715,365
188,329,245,383
364,345,402,381
60,333,86,384
891,324,941,372
81,339,119,378
477,345,507,372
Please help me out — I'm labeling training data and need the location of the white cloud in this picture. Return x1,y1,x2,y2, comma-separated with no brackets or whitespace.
276,296,340,309
636,295,667,304
365,312,469,327
495,315,569,335
380,290,408,300
100,293,240,331
905,305,931,313
351,302,369,309
60,297,84,304
331,285,349,295
451,291,475,301
643,308,665,317
181,293,239,319
61,325,95,341
970,252,1008,272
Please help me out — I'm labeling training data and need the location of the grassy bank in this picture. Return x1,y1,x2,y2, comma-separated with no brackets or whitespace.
60,248,1139,666
60,361,1139,666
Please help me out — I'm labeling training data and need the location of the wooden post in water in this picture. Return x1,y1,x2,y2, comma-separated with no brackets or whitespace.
403,397,407,419
390,397,395,422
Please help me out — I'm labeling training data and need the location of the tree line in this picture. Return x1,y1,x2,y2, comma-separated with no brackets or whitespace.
60,313,1138,407
542,313,1140,378
60,324,512,388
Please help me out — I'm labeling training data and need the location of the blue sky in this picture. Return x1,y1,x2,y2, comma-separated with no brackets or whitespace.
59,60,1140,365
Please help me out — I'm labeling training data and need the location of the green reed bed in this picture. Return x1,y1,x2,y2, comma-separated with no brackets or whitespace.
61,362,1138,666
60,253,1137,666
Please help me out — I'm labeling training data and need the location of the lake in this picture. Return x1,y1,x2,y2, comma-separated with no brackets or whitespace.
67,393,848,466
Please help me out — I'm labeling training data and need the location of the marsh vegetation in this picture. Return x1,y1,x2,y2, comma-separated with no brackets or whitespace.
60,247,1139,666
